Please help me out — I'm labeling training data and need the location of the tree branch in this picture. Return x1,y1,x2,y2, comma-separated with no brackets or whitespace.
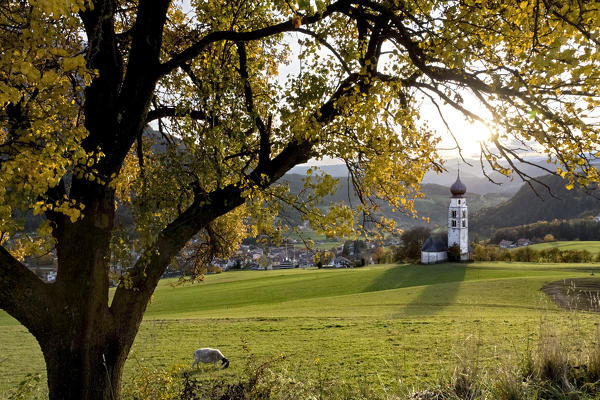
157,1,349,77
542,0,600,47
293,27,352,74
102,0,171,177
145,107,208,123
235,41,270,166
0,246,55,338
110,39,375,334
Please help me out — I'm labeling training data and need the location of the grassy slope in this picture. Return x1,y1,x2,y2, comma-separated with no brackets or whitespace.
139,264,576,319
526,240,600,253
1,262,599,396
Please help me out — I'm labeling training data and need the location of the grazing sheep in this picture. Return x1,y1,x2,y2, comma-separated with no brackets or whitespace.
192,347,229,369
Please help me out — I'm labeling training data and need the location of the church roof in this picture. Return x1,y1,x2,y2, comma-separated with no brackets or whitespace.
450,174,467,197
421,235,448,252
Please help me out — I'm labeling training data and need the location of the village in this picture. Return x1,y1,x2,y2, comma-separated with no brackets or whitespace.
210,236,391,271
20,172,566,281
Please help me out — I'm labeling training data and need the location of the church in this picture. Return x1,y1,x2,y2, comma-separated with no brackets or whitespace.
420,173,470,264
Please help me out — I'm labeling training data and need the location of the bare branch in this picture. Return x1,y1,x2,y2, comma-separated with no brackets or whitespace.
235,41,270,165
293,27,352,74
145,107,208,123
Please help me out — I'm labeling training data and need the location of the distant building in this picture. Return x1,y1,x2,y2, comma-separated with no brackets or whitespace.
333,256,351,268
278,259,294,269
517,238,532,247
421,173,470,264
448,173,470,260
499,240,514,249
421,235,448,264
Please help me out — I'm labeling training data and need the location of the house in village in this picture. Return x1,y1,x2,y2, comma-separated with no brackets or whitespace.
498,238,532,249
333,256,351,268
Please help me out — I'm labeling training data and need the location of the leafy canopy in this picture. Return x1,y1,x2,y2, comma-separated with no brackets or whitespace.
1,0,599,262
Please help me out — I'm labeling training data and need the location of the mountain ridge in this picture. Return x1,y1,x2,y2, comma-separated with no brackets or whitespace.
471,174,600,235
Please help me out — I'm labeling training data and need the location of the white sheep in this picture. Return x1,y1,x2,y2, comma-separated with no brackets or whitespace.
191,347,229,369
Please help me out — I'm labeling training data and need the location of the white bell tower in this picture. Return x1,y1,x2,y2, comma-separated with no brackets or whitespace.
448,172,469,260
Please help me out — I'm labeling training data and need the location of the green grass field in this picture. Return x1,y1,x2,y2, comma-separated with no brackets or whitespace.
525,240,600,253
288,229,346,250
1,262,600,397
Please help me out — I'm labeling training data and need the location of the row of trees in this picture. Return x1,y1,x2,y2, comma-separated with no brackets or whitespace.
491,219,600,244
473,244,597,263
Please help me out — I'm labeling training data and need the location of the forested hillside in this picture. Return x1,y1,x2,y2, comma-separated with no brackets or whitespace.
472,174,600,236
490,219,600,243
278,174,510,229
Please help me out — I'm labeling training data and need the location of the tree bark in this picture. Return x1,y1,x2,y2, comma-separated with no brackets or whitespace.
39,183,129,400
41,329,131,400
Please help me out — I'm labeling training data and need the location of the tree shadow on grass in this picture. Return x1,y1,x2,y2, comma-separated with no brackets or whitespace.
364,263,467,317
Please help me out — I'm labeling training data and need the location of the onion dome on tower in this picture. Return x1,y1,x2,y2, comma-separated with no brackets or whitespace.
450,174,467,197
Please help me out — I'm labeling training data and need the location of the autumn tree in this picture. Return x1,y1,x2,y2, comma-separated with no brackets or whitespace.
371,245,385,263
1,1,600,399
399,226,431,261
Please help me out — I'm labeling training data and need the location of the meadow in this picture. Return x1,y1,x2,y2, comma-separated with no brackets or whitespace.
526,240,600,253
1,262,600,398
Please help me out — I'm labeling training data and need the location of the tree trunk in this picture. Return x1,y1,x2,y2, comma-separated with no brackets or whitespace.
39,223,138,400
37,184,138,400
42,337,129,400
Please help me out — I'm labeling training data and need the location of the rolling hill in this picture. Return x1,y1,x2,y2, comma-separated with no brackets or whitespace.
278,174,511,229
472,174,600,235
2,263,600,397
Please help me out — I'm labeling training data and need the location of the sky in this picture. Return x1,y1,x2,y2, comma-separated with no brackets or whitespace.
423,99,491,159
175,4,493,164
277,32,493,164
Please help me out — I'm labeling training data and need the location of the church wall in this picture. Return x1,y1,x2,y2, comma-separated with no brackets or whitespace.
421,251,448,264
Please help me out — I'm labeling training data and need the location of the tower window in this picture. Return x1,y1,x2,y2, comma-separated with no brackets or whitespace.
458,200,461,204
451,210,457,218
462,220,466,227
462,211,466,218
452,220,456,227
